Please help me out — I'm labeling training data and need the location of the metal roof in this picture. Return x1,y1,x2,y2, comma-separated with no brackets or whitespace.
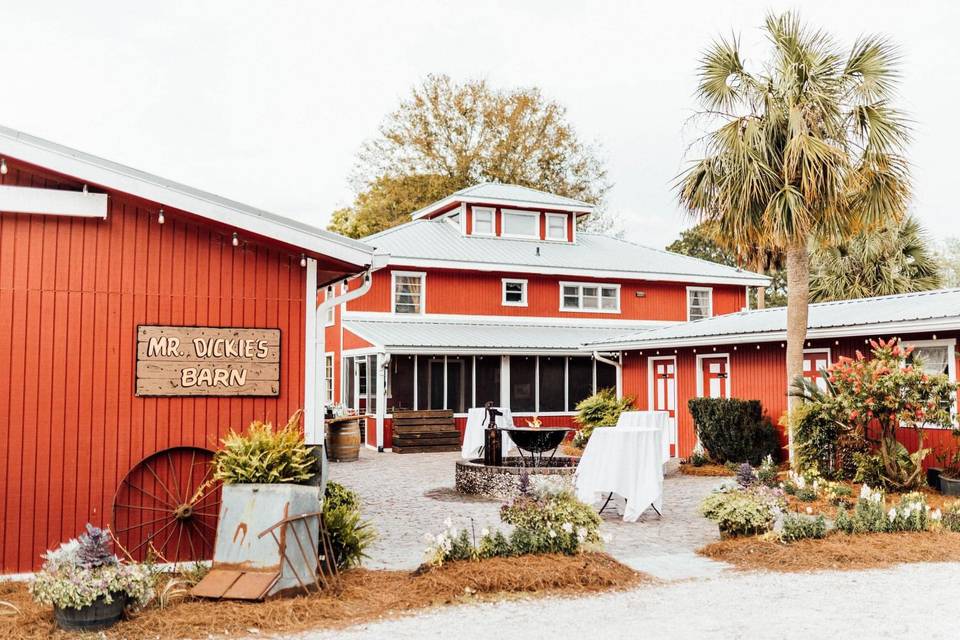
410,182,595,219
364,219,770,286
343,316,660,353
587,288,960,350
0,125,375,267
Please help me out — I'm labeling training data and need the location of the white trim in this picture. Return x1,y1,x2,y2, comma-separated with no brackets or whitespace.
303,258,319,444
323,351,336,404
381,256,771,287
345,346,600,356
903,338,957,382
545,212,568,242
501,278,528,307
500,208,541,239
343,310,667,328
411,193,594,220
391,270,426,315
559,281,621,314
471,206,495,237
744,285,750,311
0,185,108,218
375,352,387,450
695,353,731,399
0,126,375,266
686,286,713,321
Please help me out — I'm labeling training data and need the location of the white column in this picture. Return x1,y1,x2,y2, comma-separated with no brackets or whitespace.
303,258,320,444
375,352,387,451
500,355,510,408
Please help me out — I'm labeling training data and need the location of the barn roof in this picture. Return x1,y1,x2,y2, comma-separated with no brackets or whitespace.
586,288,960,350
410,182,595,219
0,124,375,268
363,218,770,286
343,316,663,353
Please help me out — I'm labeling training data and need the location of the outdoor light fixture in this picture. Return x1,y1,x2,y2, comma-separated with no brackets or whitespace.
157,208,165,224
300,254,307,267
232,232,239,247
0,158,7,175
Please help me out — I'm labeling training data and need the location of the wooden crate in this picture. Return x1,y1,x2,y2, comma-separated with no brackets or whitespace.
392,410,461,453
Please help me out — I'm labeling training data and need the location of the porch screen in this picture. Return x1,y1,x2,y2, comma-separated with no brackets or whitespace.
389,356,415,411
567,357,593,411
538,357,565,412
510,357,536,412
475,356,501,407
596,360,617,393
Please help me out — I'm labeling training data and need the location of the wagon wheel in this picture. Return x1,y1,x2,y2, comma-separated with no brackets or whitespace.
112,446,221,563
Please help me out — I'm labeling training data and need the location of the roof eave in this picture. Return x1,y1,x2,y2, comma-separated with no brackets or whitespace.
411,194,595,219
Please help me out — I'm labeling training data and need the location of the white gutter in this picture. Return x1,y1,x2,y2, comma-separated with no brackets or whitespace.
593,351,622,398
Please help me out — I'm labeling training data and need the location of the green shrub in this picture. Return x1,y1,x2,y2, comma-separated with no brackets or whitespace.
757,455,779,487
788,401,844,479
688,451,709,467
214,413,315,484
835,485,931,534
853,452,884,487
323,481,376,570
699,487,782,537
823,482,853,505
780,513,827,542
942,502,960,533
572,388,635,448
688,398,780,466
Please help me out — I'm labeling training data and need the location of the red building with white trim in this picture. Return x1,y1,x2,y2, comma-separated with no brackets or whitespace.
323,183,769,450
588,289,960,460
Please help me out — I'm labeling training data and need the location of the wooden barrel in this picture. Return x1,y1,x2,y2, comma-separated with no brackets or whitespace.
326,417,361,462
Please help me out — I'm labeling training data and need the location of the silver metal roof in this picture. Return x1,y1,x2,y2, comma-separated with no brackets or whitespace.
0,124,375,266
343,316,660,353
364,219,769,286
587,288,960,349
410,182,595,219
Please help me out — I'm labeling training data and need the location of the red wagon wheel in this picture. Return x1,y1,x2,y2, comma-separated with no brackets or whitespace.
112,446,222,563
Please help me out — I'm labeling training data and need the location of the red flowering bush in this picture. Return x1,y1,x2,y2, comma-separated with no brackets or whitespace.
824,338,957,489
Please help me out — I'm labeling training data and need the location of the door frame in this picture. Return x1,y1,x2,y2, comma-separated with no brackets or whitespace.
695,353,731,399
647,355,678,455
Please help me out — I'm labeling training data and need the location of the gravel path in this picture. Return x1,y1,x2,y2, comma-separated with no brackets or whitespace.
295,562,960,639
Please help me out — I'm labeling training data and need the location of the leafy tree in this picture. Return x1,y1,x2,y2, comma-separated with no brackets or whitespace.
935,236,960,288
810,216,941,301
330,74,611,238
676,13,910,462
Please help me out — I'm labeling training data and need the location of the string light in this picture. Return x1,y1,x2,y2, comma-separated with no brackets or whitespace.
0,158,7,175
232,232,239,247
157,208,165,224
300,254,307,268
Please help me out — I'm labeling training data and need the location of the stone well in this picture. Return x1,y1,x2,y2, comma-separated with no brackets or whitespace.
454,457,578,500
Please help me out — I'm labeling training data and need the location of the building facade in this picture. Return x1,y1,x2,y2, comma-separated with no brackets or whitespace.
323,183,769,450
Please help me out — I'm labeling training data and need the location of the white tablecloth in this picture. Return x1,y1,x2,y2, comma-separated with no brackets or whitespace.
461,407,515,459
574,426,664,522
616,411,671,463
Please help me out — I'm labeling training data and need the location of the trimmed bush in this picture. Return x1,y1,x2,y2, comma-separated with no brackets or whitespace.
780,513,827,542
688,398,780,465
699,487,783,537
323,481,376,570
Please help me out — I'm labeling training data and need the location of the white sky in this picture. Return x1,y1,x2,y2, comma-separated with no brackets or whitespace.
0,0,957,249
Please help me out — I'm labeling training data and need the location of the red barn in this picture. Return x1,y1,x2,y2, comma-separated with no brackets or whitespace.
0,125,376,574
589,289,960,460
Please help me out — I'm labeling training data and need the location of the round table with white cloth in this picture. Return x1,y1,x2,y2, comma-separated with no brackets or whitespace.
574,426,664,522
615,411,671,463
461,407,516,459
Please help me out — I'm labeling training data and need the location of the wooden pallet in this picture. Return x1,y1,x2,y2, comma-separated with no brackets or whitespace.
392,410,460,454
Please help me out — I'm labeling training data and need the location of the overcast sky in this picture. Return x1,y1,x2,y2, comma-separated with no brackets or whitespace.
1,1,957,249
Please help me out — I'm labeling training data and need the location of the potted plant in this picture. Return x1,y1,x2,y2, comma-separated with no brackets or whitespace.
30,524,153,631
938,448,960,496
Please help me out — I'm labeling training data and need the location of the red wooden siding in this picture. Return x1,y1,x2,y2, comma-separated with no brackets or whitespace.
347,267,747,320
0,161,314,573
621,331,960,461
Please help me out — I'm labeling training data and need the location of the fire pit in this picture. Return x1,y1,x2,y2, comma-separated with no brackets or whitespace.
501,427,573,467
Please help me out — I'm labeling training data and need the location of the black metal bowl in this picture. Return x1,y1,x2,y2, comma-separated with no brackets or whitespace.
502,427,572,454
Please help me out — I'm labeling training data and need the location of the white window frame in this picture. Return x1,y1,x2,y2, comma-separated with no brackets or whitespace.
545,212,568,241
686,286,713,321
501,278,528,307
391,270,426,315
559,281,621,314
903,338,957,429
501,209,541,239
324,352,335,404
472,206,495,236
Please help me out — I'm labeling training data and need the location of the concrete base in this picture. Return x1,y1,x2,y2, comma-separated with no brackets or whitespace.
454,457,577,499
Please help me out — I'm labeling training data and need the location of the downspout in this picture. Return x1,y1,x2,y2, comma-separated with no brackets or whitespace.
593,351,622,398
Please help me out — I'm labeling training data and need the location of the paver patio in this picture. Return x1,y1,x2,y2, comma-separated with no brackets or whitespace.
328,448,728,579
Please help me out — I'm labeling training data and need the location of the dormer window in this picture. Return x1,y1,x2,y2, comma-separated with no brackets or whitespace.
546,213,568,241
473,207,494,235
502,209,540,239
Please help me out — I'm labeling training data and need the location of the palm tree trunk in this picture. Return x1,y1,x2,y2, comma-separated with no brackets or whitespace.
785,244,810,467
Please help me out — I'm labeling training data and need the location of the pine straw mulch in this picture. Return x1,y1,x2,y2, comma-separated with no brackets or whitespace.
783,483,954,519
701,531,960,573
2,553,646,639
679,463,735,477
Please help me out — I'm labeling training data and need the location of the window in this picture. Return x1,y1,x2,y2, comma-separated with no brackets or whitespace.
567,357,594,411
687,287,713,321
502,279,528,306
474,356,501,406
510,357,537,412
392,271,425,314
904,339,957,428
502,209,540,238
324,354,335,403
546,213,568,241
473,207,494,235
560,282,620,313
538,357,565,412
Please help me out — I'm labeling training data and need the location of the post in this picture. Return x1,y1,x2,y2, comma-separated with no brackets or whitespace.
375,352,387,452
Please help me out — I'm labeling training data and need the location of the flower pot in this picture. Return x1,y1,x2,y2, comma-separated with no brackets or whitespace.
53,592,127,631
940,475,960,496
718,524,766,539
927,467,942,490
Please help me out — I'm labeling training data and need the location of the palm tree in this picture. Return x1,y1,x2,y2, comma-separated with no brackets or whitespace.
677,13,910,462
810,216,940,301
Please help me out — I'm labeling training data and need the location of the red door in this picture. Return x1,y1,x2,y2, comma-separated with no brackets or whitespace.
651,358,677,456
802,350,831,391
699,356,729,399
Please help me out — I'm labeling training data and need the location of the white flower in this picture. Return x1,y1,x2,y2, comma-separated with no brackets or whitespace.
888,508,897,522
932,509,943,521
860,484,872,499
561,522,574,534
576,526,588,538
443,517,453,528
548,529,557,538
805,507,813,515
481,528,490,537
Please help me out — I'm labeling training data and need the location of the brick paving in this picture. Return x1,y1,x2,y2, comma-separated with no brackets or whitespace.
328,448,728,578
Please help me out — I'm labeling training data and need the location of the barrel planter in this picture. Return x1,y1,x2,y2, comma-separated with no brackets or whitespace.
326,417,361,462
54,593,127,632
940,475,960,496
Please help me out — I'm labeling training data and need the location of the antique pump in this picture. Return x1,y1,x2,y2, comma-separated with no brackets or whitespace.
482,401,504,466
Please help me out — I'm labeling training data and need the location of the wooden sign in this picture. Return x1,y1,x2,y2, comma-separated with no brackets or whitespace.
136,326,281,397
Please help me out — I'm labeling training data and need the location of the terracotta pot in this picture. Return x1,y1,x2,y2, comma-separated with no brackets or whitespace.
54,592,127,631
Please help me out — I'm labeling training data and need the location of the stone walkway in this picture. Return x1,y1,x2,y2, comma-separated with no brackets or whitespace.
328,448,727,579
